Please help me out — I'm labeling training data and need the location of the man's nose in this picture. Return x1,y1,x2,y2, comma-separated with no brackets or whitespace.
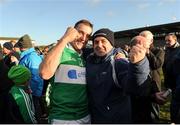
97,41,103,47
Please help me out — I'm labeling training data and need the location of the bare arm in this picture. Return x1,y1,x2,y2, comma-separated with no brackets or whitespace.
39,27,80,80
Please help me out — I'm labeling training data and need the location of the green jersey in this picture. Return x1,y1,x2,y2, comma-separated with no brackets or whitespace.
49,45,88,120
9,86,37,123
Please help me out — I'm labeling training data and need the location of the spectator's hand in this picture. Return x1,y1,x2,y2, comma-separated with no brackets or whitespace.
60,27,81,43
114,52,126,59
11,55,18,63
129,44,146,63
154,91,167,105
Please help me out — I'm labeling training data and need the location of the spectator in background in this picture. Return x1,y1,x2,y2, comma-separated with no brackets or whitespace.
0,51,25,123
3,42,20,67
3,42,13,57
86,28,150,123
40,45,51,119
163,33,180,90
15,34,43,123
121,44,130,57
0,53,14,124
171,50,180,123
130,35,166,123
40,19,93,124
163,33,180,123
35,47,43,56
8,65,37,123
13,43,21,54
10,40,17,46
140,30,165,91
35,46,49,120
139,30,165,123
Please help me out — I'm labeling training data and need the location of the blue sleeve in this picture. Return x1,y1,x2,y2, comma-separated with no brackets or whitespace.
19,53,43,97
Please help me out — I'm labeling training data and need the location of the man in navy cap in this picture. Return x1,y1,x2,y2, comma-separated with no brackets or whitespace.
86,28,150,123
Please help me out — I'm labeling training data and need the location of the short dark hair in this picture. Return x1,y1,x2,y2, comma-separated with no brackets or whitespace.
74,19,93,29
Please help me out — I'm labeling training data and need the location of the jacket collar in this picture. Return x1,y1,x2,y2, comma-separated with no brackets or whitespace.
20,48,35,58
167,42,180,49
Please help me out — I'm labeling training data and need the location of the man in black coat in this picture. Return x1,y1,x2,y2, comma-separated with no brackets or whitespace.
0,53,24,123
86,29,150,123
163,33,180,123
129,30,166,123
172,50,180,123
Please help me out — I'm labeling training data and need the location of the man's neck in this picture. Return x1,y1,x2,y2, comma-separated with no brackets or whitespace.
68,43,82,55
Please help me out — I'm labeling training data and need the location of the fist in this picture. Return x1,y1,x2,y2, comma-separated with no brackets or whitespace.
11,56,19,63
129,44,146,63
60,27,81,43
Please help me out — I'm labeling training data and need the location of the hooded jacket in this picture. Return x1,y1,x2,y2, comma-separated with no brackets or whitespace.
19,48,43,97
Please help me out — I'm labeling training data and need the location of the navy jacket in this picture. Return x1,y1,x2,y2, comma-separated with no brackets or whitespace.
163,42,180,90
86,48,149,123
171,50,180,123
0,59,24,123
